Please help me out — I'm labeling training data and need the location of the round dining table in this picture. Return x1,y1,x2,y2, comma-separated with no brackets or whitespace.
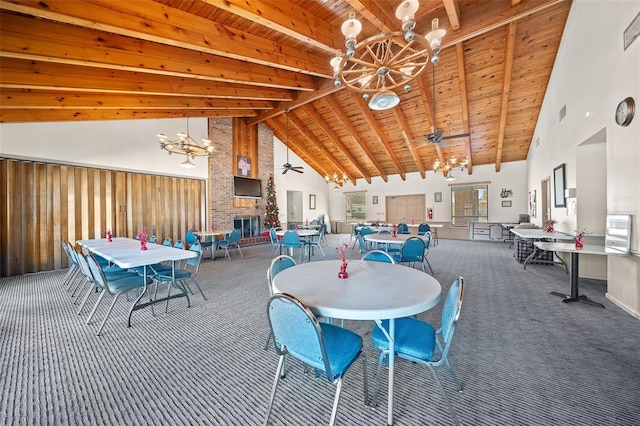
275,229,320,260
273,259,441,425
364,233,429,252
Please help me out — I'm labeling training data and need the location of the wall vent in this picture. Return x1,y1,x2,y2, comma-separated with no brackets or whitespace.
624,11,640,50
559,105,566,122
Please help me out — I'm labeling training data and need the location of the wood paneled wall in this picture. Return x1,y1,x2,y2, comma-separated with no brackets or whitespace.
0,158,207,277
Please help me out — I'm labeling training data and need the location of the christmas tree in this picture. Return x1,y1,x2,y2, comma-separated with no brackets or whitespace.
263,174,281,229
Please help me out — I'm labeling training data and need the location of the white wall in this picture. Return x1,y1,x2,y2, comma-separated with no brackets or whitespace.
0,118,209,178
329,161,527,224
527,1,640,318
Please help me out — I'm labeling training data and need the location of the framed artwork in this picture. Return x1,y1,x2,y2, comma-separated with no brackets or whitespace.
502,200,512,207
237,155,251,176
529,190,536,217
434,192,442,203
372,196,378,205
309,194,316,210
553,164,566,207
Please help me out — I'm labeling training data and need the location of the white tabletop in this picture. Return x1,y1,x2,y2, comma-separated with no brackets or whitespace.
406,223,443,228
299,224,321,230
77,237,196,268
534,242,630,256
510,228,575,240
364,233,429,245
275,229,319,238
273,260,441,320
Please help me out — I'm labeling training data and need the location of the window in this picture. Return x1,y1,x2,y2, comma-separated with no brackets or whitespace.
451,184,488,227
345,192,366,223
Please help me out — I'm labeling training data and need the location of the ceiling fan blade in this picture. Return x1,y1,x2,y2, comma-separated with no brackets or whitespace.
433,129,445,139
282,168,288,174
436,140,449,148
291,168,304,173
441,132,471,140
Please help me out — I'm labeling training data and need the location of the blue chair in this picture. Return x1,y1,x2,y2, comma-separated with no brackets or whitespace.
154,242,206,306
304,226,326,259
173,240,184,250
289,223,296,230
85,254,153,336
397,222,410,234
281,230,303,262
264,255,297,349
217,229,243,261
185,230,198,248
162,238,172,247
361,249,395,263
418,223,431,234
421,232,435,274
268,228,281,256
356,234,369,254
61,240,81,290
371,277,465,425
265,293,368,426
148,235,157,244
392,236,427,271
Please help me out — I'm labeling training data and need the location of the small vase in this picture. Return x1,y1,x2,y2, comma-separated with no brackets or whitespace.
338,263,348,279
575,236,583,249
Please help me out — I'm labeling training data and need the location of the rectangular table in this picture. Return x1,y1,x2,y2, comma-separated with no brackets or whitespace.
77,237,197,326
194,229,234,259
534,242,629,307
510,228,574,271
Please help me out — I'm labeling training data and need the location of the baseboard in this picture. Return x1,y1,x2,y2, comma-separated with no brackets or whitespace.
605,292,640,320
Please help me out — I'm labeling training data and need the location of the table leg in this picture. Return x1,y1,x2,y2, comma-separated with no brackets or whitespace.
549,252,604,308
387,318,395,425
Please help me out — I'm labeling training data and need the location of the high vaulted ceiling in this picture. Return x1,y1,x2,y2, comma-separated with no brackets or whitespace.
0,0,572,182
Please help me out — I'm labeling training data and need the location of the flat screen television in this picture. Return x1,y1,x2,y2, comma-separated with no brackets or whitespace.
233,176,262,199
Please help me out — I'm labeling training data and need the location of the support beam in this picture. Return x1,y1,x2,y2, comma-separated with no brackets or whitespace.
496,22,517,172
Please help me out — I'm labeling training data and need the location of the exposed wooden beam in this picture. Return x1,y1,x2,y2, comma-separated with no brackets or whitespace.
442,0,461,31
201,0,340,55
322,96,388,182
455,43,473,174
0,0,331,78
496,22,517,173
302,104,372,184
0,12,316,91
393,109,426,178
0,108,255,122
346,0,399,33
349,91,406,180
0,58,295,102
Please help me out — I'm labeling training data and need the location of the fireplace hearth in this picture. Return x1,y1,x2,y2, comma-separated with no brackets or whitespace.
233,216,260,238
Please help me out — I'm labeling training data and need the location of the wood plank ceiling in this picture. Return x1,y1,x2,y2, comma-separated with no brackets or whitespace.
0,0,572,182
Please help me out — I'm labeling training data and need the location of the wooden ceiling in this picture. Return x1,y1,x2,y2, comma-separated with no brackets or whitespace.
0,0,572,182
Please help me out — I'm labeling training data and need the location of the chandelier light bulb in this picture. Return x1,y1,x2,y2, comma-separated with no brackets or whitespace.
341,12,362,40
425,18,446,53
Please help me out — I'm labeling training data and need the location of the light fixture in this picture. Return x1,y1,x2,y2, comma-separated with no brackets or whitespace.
158,113,214,168
325,172,348,190
433,156,469,181
331,1,446,110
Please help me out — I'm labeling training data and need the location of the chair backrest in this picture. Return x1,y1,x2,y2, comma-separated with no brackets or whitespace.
269,227,278,244
422,232,432,249
228,229,241,245
378,229,391,234
162,238,172,246
148,235,157,244
439,277,465,360
282,230,300,247
267,255,297,295
85,254,109,292
362,250,395,263
76,252,96,285
62,240,78,267
185,241,202,270
418,223,431,233
397,223,409,234
173,240,184,249
359,227,373,236
185,231,198,246
357,234,368,253
267,293,337,381
289,224,296,230
401,237,425,259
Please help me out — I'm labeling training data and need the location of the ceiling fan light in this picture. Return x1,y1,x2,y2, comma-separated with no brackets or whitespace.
180,158,196,169
445,171,456,181
368,90,400,110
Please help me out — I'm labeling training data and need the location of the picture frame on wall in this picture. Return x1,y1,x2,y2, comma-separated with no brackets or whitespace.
309,194,316,210
237,155,251,176
434,192,442,203
502,200,512,207
529,190,536,217
553,163,566,207
372,196,378,205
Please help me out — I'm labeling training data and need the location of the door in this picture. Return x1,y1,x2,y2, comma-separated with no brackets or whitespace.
540,177,550,222
286,190,303,226
386,194,426,224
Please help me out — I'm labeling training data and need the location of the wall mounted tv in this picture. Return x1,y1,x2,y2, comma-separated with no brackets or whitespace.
233,176,262,199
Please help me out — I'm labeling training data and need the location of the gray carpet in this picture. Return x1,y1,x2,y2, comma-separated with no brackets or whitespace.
1,235,639,425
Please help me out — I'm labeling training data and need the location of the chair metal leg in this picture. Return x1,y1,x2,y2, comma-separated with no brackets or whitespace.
76,284,95,315
264,355,285,426
86,289,106,325
188,278,206,300
427,364,459,426
361,353,369,406
444,358,463,392
424,258,434,274
371,350,389,408
96,294,121,336
329,377,344,426
264,331,273,350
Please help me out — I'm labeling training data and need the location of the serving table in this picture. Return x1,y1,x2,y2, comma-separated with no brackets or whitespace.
534,242,629,307
273,260,441,425
510,228,574,271
364,233,430,252
76,237,197,326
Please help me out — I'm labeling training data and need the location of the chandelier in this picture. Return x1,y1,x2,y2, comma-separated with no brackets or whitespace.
433,157,469,181
158,115,214,168
325,172,348,190
330,0,446,110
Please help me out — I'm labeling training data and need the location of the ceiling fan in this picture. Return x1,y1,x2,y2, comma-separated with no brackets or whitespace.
281,109,304,175
407,65,471,149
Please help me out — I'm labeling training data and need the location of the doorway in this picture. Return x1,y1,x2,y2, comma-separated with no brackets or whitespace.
540,177,550,222
386,194,426,224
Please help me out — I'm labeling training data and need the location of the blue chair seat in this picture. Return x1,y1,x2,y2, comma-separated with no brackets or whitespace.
153,268,191,282
108,275,153,293
372,318,436,360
